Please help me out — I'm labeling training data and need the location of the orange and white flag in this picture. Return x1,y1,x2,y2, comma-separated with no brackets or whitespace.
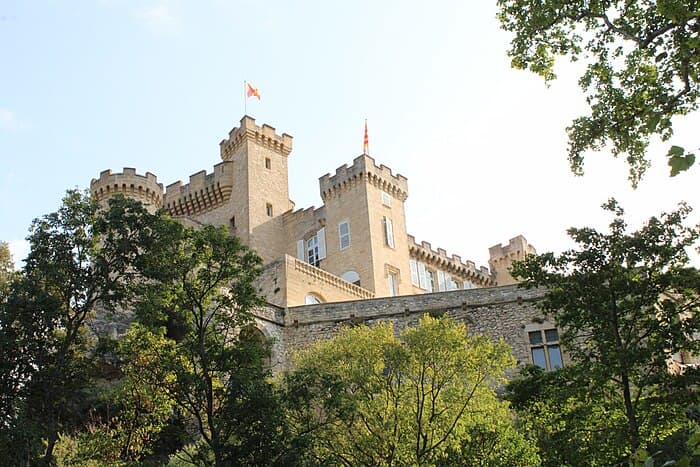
246,82,261,100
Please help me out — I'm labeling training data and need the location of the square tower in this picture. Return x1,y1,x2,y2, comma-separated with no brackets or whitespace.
319,155,410,296
218,116,294,262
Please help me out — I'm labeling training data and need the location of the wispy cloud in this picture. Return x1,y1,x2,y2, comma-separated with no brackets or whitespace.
0,108,21,132
133,3,180,35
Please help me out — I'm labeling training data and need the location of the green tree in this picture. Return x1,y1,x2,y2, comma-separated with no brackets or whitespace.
53,325,178,465
0,192,157,465
0,241,14,294
511,200,700,462
133,224,288,466
284,315,539,466
498,0,700,184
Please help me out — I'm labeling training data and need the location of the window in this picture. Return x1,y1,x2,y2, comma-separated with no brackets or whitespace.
305,294,323,305
339,220,351,250
388,272,398,296
381,191,392,207
307,236,320,267
425,269,435,292
528,328,563,370
383,216,395,248
304,228,326,267
265,157,271,169
266,203,273,217
463,280,478,290
446,276,458,291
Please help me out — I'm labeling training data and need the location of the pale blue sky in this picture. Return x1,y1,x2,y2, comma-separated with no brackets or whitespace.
2,0,698,268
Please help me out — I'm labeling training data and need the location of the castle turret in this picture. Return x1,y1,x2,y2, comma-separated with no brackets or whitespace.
488,235,536,286
319,154,410,296
90,168,164,213
215,115,294,262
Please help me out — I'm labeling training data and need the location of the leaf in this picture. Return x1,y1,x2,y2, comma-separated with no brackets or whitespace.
667,145,696,177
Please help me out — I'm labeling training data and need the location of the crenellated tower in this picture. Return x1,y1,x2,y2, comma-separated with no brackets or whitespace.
216,116,294,262
488,235,536,286
320,154,410,295
90,168,164,213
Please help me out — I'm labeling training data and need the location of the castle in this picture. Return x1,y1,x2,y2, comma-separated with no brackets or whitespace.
90,116,561,371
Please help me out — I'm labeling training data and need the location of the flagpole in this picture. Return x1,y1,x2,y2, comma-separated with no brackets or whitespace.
244,81,247,115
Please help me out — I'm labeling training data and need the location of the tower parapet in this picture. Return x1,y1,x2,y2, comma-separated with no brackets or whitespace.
90,168,163,212
319,155,408,202
408,235,495,287
163,161,234,217
488,235,536,286
219,115,293,161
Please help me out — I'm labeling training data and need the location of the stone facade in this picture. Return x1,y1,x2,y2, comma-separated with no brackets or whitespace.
253,284,561,375
91,115,554,373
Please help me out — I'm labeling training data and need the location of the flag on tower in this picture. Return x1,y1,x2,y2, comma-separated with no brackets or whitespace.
363,119,369,155
246,81,261,100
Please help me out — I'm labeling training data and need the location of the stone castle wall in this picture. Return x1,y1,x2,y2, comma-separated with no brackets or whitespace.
254,283,546,373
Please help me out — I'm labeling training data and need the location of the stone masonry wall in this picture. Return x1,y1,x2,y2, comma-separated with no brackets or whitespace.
254,284,547,374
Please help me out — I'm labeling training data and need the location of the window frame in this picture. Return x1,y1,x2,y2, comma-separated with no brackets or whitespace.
527,327,563,371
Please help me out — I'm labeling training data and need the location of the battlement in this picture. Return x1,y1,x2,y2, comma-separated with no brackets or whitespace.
408,234,494,286
219,115,293,161
164,161,234,217
90,168,164,211
319,154,408,202
488,235,536,262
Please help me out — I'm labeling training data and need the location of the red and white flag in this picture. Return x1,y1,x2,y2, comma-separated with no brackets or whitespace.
363,119,369,154
246,82,261,100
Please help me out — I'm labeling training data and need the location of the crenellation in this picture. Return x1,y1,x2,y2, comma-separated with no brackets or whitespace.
320,154,409,202
220,115,293,161
408,234,494,286
163,161,234,217
90,167,164,212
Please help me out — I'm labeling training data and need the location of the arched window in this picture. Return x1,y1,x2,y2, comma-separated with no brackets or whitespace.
341,270,361,286
305,293,324,305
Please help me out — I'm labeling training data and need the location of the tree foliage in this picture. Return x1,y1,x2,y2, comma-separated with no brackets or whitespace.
511,199,700,463
0,192,156,465
285,315,539,466
498,0,700,184
0,241,14,295
132,223,291,466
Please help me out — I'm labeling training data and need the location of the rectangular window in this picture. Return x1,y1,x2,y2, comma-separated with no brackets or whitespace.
437,270,446,292
339,220,351,250
307,236,320,267
381,191,392,207
463,280,477,290
528,329,563,370
304,228,326,267
265,157,271,169
426,269,435,293
446,277,458,290
383,216,395,248
409,260,419,286
388,272,398,297
266,203,273,217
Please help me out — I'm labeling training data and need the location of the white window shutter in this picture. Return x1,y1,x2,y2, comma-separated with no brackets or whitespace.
437,270,446,292
418,262,427,290
296,240,305,260
384,217,395,248
317,227,326,260
409,260,419,286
